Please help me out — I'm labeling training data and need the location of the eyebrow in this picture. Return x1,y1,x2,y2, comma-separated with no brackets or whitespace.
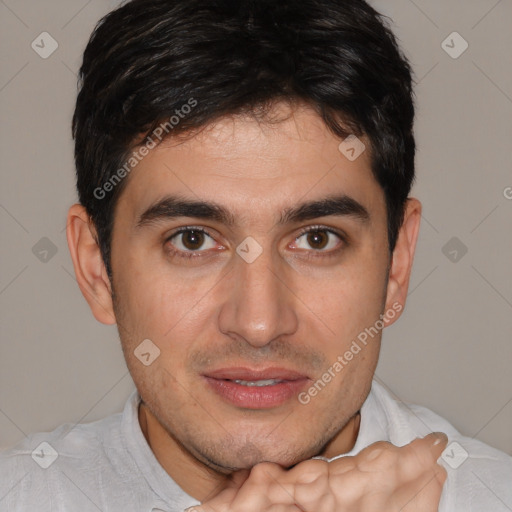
135,194,370,229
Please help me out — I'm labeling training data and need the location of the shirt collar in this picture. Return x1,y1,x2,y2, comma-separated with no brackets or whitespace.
121,389,201,510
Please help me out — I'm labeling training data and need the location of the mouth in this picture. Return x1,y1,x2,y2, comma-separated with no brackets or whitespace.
202,367,310,409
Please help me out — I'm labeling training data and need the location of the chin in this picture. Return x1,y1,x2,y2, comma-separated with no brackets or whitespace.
199,437,321,472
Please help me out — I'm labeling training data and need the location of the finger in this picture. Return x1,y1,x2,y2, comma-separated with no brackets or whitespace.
276,459,331,510
230,463,291,510
392,434,448,510
227,468,251,489
353,441,401,473
267,505,307,512
402,432,448,472
189,485,239,512
395,463,448,512
424,432,449,460
281,459,330,485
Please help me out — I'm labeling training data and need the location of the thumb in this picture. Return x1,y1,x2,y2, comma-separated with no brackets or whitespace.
424,432,449,460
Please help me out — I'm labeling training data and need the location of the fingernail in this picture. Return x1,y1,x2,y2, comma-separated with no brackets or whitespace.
430,432,448,446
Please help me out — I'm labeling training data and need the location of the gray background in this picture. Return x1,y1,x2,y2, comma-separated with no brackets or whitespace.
1,0,511,454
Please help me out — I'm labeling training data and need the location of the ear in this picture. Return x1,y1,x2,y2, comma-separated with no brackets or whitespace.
66,204,116,325
384,198,422,327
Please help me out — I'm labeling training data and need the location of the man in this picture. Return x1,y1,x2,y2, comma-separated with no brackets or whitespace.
1,0,511,510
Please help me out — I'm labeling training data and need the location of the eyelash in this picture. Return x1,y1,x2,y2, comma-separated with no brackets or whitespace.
294,225,347,259
164,225,347,260
165,226,219,260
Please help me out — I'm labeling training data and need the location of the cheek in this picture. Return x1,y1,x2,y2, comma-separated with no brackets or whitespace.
300,262,386,344
113,248,205,330
113,265,217,378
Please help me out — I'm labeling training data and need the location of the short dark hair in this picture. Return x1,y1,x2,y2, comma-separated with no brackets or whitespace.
73,0,416,279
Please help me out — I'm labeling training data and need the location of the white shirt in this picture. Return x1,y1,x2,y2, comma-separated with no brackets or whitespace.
1,380,511,511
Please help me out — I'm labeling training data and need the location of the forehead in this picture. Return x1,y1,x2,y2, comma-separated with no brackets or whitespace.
116,103,383,224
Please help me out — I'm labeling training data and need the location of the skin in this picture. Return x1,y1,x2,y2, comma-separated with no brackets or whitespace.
192,434,448,511
67,101,424,503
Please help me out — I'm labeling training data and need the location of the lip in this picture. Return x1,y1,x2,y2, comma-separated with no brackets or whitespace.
203,366,309,381
202,367,310,409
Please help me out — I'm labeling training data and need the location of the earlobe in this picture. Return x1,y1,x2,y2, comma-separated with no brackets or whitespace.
66,204,116,325
384,198,422,326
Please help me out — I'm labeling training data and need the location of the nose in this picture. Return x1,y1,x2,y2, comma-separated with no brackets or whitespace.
218,241,299,348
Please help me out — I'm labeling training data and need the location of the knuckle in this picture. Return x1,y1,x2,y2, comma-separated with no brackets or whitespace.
357,441,398,470
406,437,438,468
293,459,329,484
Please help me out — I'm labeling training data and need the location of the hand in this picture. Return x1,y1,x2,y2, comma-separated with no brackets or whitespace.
188,432,448,512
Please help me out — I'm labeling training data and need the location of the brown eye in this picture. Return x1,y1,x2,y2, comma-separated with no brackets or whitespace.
181,230,205,250
293,228,342,252
168,228,217,253
306,231,329,250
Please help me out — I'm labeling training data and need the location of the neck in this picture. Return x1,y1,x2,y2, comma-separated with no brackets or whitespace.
138,402,361,501
317,410,361,459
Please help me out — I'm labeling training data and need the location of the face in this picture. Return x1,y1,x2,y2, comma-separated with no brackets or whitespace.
108,102,394,471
